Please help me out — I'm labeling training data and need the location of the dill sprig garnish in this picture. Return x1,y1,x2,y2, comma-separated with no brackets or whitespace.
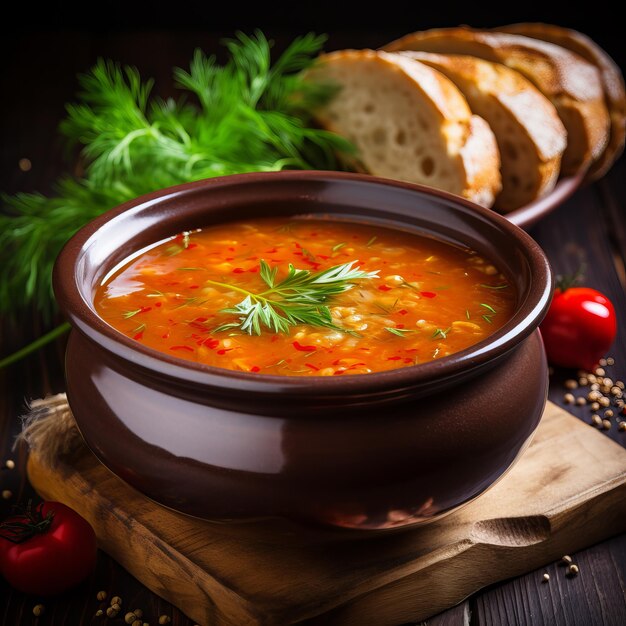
212,259,378,335
0,31,353,327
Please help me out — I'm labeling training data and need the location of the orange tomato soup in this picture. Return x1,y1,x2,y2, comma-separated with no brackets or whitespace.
94,218,516,376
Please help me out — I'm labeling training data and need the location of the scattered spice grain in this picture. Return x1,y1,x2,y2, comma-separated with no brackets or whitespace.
564,393,575,404
18,158,31,172
95,609,103,617
602,419,612,430
591,415,603,427
96,590,107,601
4,459,15,469
125,613,137,624
111,596,122,607
567,563,580,577
158,617,171,625
542,573,550,582
565,379,578,390
107,607,119,618
561,555,573,565
605,409,614,418
32,604,45,617
590,402,600,411
2,490,12,500
576,397,587,406
618,421,626,432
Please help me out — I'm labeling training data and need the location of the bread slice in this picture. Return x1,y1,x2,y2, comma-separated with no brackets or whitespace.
306,49,501,207
384,27,610,175
401,51,567,212
499,23,625,181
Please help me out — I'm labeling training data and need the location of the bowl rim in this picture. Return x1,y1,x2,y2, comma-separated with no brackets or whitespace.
53,170,553,395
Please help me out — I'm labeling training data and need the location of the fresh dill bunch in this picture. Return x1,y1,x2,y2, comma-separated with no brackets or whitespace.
213,260,379,335
0,31,353,325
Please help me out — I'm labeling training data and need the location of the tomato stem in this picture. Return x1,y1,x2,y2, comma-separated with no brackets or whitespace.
556,263,586,293
0,501,54,544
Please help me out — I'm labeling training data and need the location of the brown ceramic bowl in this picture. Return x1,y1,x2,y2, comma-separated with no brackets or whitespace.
53,171,553,534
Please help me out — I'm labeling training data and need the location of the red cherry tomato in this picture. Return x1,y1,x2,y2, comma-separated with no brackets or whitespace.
540,287,617,370
0,501,97,595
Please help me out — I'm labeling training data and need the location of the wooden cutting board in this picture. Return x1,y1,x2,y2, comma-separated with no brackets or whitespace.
27,401,626,626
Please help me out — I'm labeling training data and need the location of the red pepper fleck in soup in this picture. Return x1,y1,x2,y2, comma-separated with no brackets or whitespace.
94,218,516,375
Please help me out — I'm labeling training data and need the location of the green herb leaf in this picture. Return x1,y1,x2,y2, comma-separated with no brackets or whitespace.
479,283,509,290
384,327,416,337
0,32,354,327
211,260,378,335
432,327,451,340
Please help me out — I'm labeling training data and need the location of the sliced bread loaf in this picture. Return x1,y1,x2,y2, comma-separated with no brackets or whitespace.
306,49,501,207
499,23,625,181
384,27,610,175
401,51,567,212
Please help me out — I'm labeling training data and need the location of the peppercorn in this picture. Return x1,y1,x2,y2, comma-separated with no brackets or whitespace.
111,596,122,606
4,459,15,469
618,421,626,432
18,158,32,172
602,419,612,430
125,612,137,624
158,617,171,625
591,415,603,427
96,590,107,601
564,393,575,404
542,572,550,582
33,605,45,617
561,555,573,565
567,563,579,577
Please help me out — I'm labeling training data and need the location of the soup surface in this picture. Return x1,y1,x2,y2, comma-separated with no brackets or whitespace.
95,218,516,376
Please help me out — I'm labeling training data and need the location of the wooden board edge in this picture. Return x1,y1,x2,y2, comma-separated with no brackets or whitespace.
303,481,626,625
26,453,264,626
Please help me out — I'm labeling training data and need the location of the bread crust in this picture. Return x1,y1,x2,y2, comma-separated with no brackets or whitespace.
384,27,610,175
307,49,501,207
499,22,625,180
403,51,566,211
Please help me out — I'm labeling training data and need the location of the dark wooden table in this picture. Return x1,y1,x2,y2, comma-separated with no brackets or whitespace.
1,29,625,626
